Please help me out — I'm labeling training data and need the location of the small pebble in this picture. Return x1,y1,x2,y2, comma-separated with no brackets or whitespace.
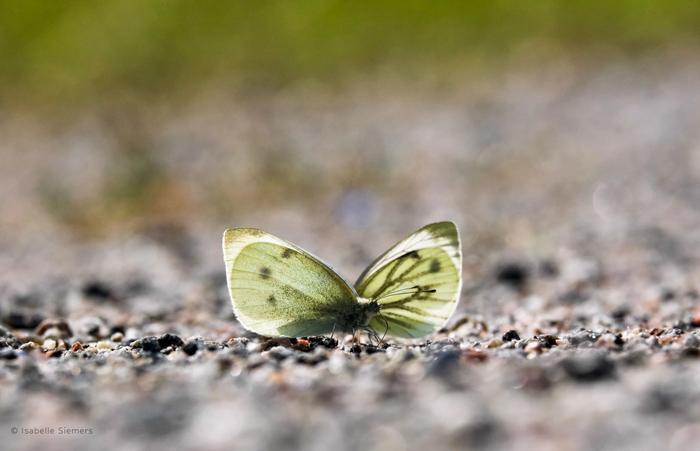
0,335,21,349
538,335,559,348
502,330,520,342
158,333,184,349
205,341,223,351
19,342,38,352
182,340,199,356
111,332,124,342
134,337,161,353
43,338,57,351
80,317,107,338
364,345,385,355
0,349,17,360
568,330,600,347
314,336,338,349
34,318,73,338
294,338,311,350
97,341,112,350
524,341,542,354
245,341,261,353
614,334,625,347
228,339,249,356
487,339,503,348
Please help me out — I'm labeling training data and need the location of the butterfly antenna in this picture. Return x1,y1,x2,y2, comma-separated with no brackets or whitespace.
375,285,437,301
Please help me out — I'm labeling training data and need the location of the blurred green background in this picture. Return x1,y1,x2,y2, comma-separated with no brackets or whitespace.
3,1,700,108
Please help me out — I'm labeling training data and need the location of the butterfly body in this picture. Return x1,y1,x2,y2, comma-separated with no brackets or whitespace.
222,222,462,339
328,297,380,334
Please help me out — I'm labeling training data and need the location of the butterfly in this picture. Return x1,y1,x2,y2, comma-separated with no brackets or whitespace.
222,221,462,339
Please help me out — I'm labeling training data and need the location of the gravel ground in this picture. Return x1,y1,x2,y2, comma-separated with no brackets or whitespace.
3,59,700,451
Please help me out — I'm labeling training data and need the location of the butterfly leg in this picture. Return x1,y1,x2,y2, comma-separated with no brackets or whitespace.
370,328,380,346
370,328,382,346
378,314,390,343
328,321,337,341
363,327,374,346
359,326,380,347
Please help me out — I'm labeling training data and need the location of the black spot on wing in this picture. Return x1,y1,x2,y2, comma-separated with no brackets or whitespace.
267,294,277,305
429,259,441,273
260,267,271,279
281,248,293,259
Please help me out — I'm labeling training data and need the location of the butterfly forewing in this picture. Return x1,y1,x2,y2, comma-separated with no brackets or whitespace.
223,228,357,337
355,222,462,338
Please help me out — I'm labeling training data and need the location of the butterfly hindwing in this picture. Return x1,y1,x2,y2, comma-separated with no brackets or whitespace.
355,222,462,338
223,228,358,337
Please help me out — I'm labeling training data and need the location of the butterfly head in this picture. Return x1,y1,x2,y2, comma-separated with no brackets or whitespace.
357,297,380,324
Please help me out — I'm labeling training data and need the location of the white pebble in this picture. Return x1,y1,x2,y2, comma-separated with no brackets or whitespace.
97,341,112,350
43,339,57,351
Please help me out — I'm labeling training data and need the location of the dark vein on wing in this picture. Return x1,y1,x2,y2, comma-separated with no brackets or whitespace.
367,258,404,297
380,314,436,338
367,255,432,298
380,316,418,338
379,293,456,306
381,304,449,320
372,268,445,301
382,310,436,328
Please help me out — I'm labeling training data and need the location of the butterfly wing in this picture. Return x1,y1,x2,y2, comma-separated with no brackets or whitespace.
355,221,462,338
223,228,358,337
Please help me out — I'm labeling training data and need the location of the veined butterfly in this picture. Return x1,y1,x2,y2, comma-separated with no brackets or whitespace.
222,222,462,339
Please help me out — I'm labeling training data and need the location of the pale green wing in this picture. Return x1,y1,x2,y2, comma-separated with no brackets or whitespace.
355,221,462,338
222,228,358,337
